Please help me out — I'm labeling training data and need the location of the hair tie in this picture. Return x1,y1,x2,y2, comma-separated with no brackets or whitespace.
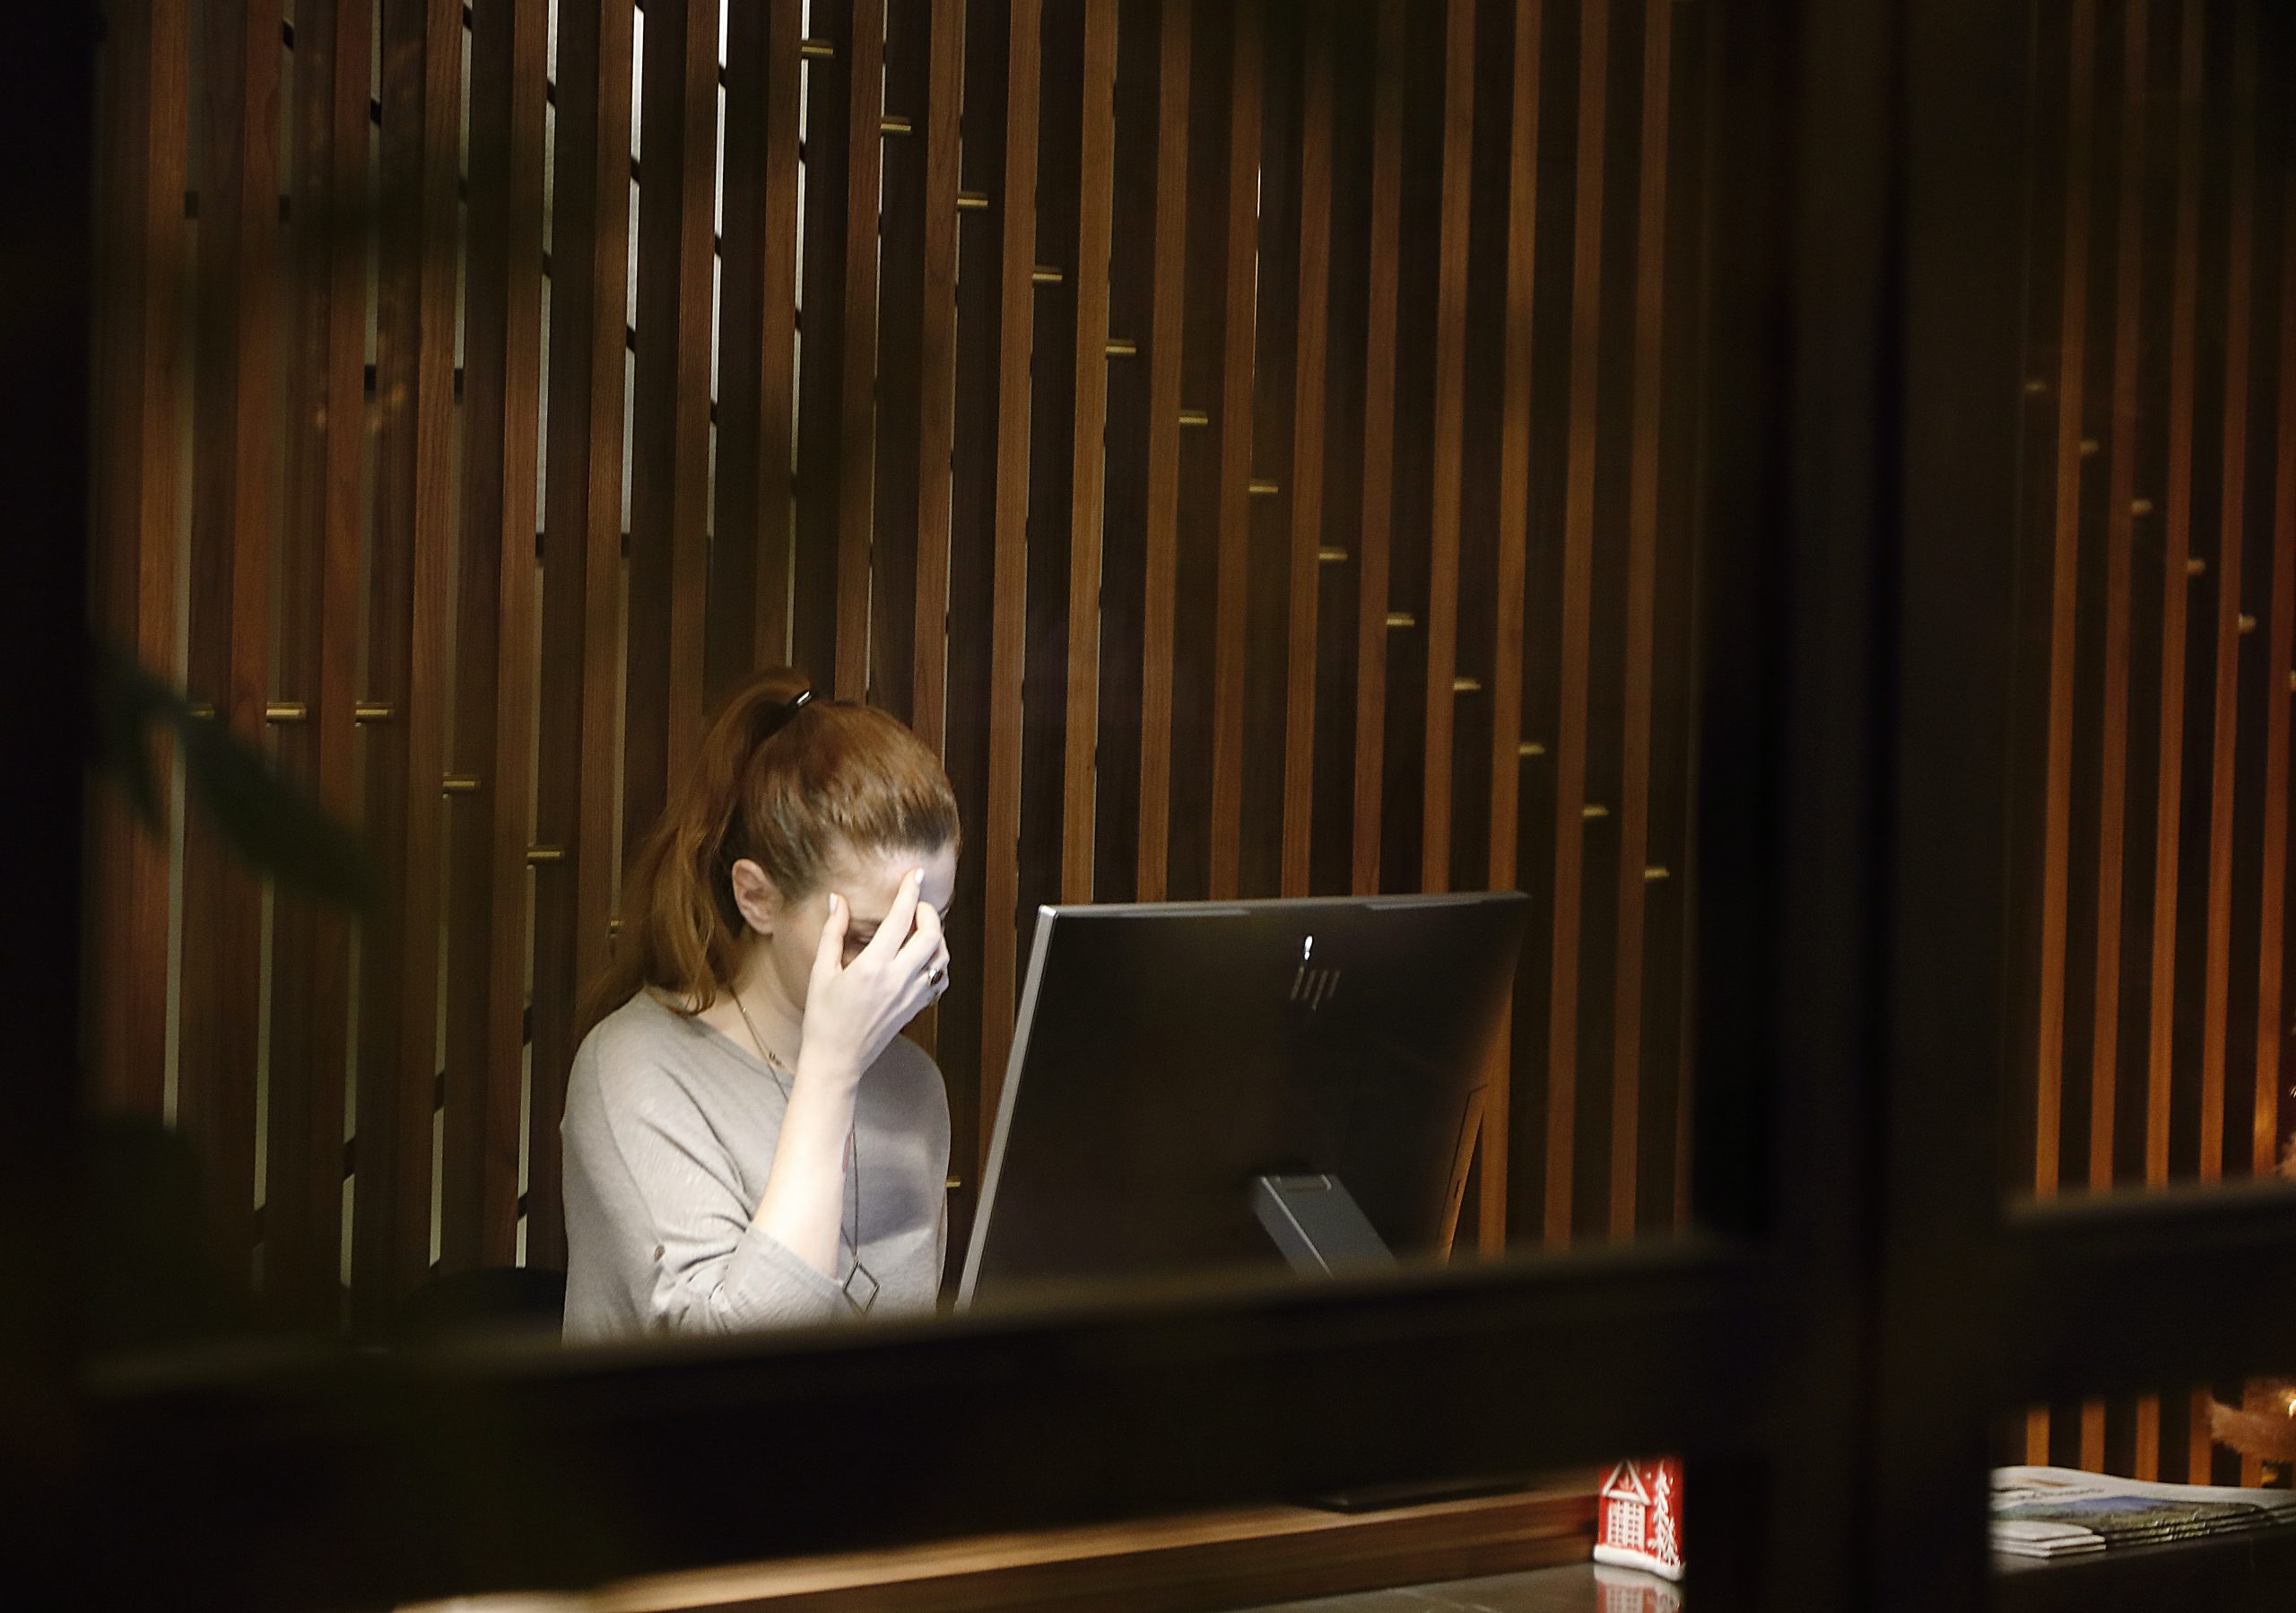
763,686,813,740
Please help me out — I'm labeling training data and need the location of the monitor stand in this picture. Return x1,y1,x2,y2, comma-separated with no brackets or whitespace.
1255,1173,1534,1514
1251,1173,1396,1275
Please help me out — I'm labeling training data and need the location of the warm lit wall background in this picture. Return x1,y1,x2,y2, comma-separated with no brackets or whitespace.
2001,0,2296,1486
86,0,1718,1336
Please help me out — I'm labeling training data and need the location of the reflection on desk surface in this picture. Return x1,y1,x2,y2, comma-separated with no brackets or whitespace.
1244,1565,1669,1613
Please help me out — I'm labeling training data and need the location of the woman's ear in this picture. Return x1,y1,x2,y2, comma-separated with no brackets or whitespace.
727,858,781,937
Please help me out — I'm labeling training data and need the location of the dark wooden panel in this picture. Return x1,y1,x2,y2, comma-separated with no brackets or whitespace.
1416,0,1475,895
1134,0,1194,903
1015,0,1082,955
2196,0,2260,1198
1608,0,1674,1242
910,0,965,763
1281,4,1335,899
1239,0,1300,902
178,0,282,1277
2134,0,2208,1480
1205,1,1264,900
871,0,932,726
1061,0,1119,902
622,0,718,867
711,0,804,701
356,0,464,1324
835,0,888,700
1091,0,1170,904
262,0,367,1324
793,0,858,684
1482,0,1546,1251
1543,0,1611,1249
980,0,1043,1123
2259,144,2296,1209
441,0,548,1275
87,0,187,1124
1350,0,1405,896
529,0,636,1276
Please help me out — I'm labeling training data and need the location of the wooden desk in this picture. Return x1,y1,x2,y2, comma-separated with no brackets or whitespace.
406,1483,1595,1613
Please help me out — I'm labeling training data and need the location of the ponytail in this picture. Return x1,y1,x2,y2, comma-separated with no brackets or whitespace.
583,668,960,1031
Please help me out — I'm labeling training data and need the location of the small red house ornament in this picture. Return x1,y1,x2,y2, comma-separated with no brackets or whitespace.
1592,1458,1684,1581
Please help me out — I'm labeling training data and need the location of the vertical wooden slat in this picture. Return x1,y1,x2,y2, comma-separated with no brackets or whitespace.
1279,6,1335,899
358,0,464,1321
1205,1,1264,900
1351,0,1405,896
264,0,368,1323
2134,0,2207,1480
1135,0,1194,903
88,0,187,1124
712,0,804,700
1415,0,1475,897
1059,0,1120,904
529,0,636,1274
179,0,283,1275
2079,0,2150,1474
623,0,718,869
835,0,888,700
1609,0,1674,1242
2190,0,2259,1487
1543,0,1611,1250
980,0,1043,1129
441,0,549,1274
1482,0,1546,1254
912,0,966,756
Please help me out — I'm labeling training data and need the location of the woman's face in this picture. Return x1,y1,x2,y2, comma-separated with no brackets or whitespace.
736,839,959,1017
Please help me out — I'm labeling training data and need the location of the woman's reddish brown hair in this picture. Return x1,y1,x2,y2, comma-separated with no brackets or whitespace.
585,667,960,1029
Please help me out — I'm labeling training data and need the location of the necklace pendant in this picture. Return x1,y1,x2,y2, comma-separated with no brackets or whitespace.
842,1260,881,1314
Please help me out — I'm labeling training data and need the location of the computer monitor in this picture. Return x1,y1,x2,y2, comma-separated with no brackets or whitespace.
956,891,1529,1309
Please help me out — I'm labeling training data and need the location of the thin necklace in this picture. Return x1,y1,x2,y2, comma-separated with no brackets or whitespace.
731,989,879,1314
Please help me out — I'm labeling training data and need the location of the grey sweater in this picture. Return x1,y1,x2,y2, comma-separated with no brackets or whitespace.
560,990,950,1344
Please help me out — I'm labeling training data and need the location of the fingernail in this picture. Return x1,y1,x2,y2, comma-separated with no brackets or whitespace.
912,868,925,885
829,894,841,914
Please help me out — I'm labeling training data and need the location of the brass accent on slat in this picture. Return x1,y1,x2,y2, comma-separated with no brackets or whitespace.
1645,866,1671,883
945,1175,963,1190
2237,613,2257,634
526,846,567,865
1385,611,1416,629
1248,478,1280,495
608,917,622,938
800,38,834,59
1105,338,1138,357
1178,408,1210,427
1031,265,1064,284
2288,668,2295,693
354,702,394,722
2078,438,2100,457
1518,741,1547,758
265,702,308,723
2187,556,2208,577
187,701,216,719
2022,378,2048,396
880,116,913,135
1451,676,1481,693
2131,498,2154,516
442,775,480,795
1317,546,1348,563
1582,803,1611,820
957,190,989,211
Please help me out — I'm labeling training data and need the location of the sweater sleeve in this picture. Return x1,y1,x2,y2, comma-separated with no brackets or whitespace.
562,1048,847,1337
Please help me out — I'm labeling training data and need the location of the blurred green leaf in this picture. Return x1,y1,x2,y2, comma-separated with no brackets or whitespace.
89,643,378,913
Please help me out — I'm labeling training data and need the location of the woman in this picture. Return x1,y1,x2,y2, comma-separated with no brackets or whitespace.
561,669,959,1342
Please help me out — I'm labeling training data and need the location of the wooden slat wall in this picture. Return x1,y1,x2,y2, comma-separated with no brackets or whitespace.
2008,0,2296,1486
90,0,1722,1330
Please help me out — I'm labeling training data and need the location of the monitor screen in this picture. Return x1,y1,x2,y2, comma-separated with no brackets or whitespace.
957,892,1528,1308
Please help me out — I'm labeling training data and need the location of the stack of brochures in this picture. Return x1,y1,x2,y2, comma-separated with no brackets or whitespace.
1992,1465,2296,1559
